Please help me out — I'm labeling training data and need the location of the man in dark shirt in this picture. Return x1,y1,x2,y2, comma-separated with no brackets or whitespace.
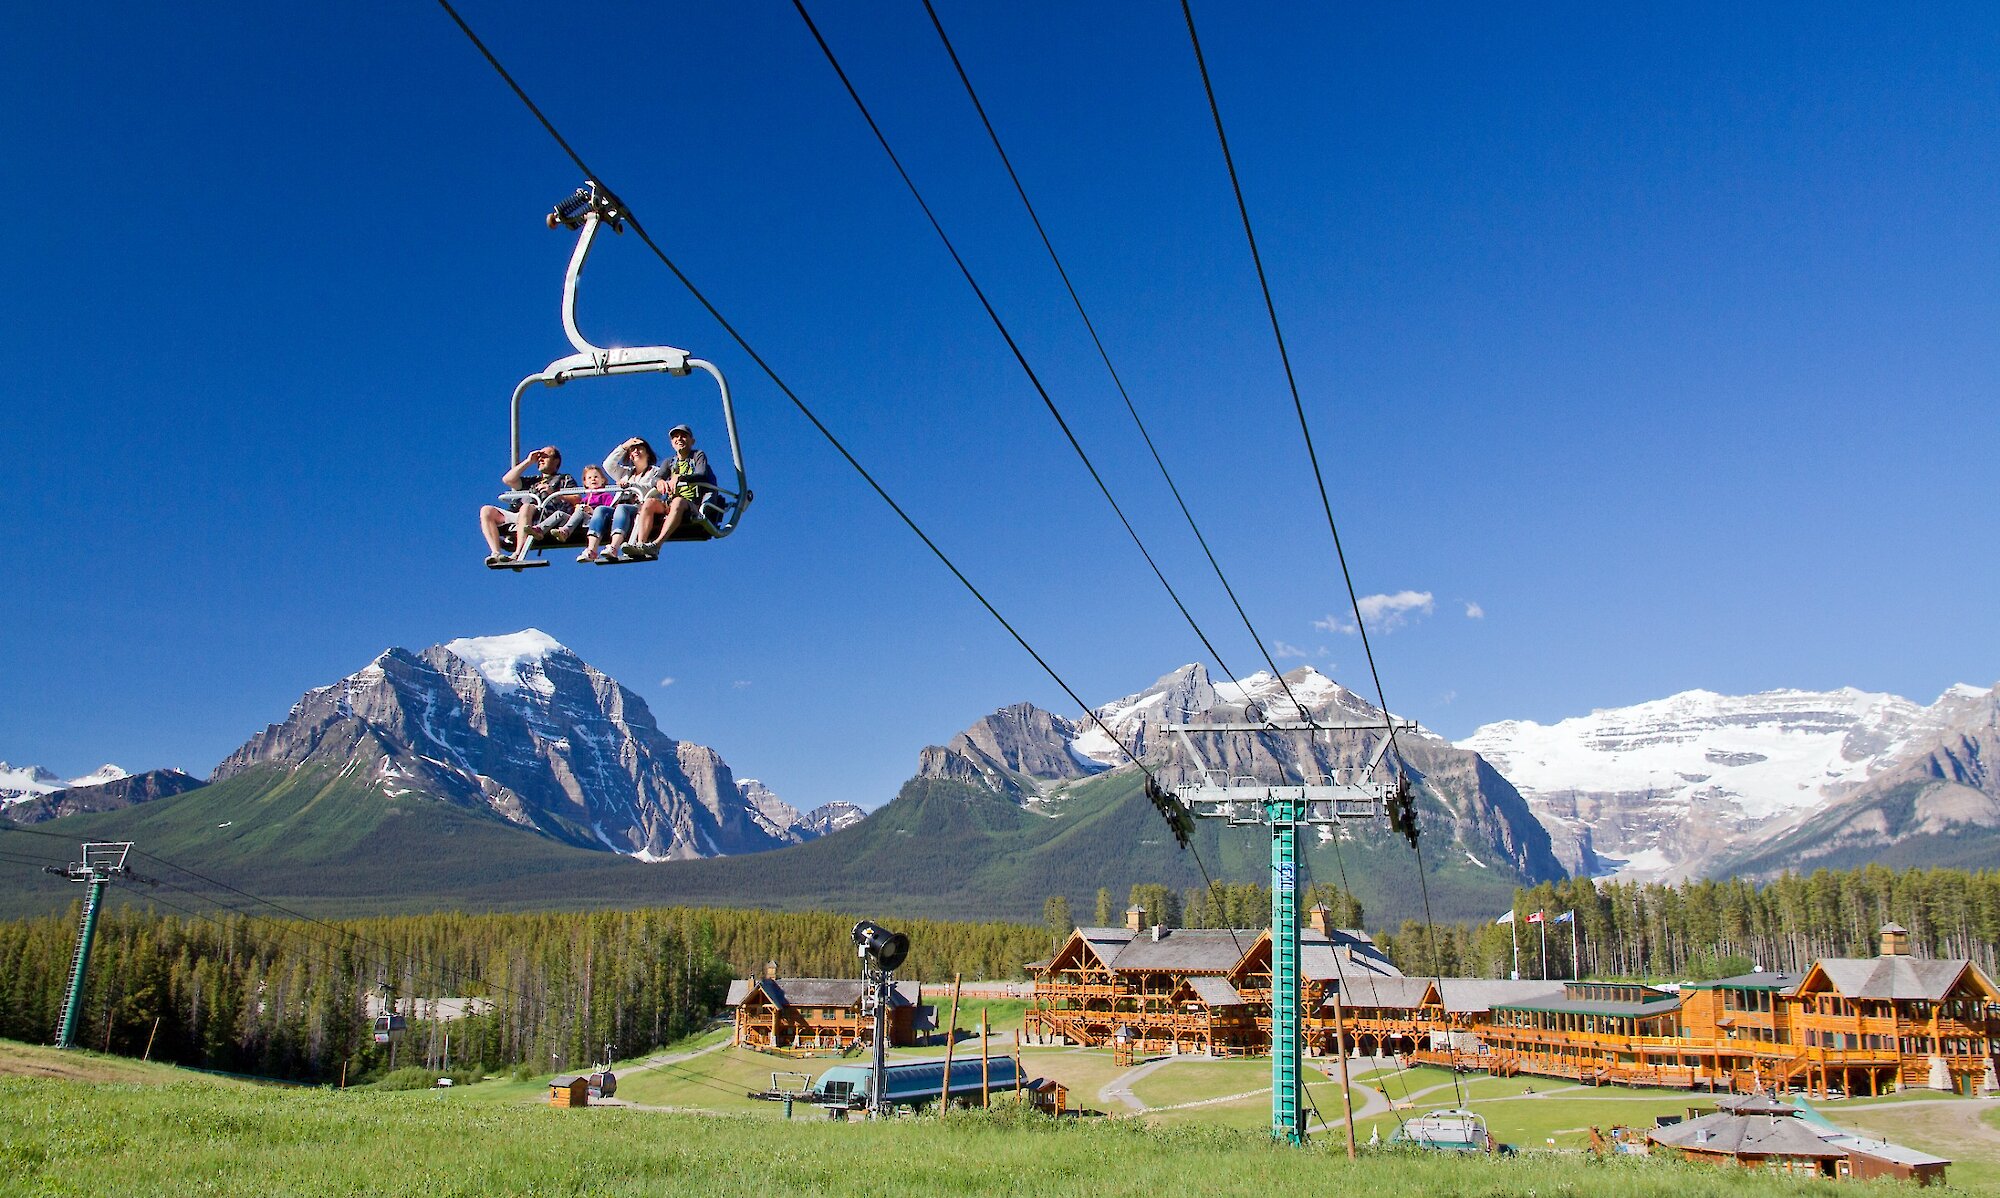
479,445,576,565
627,425,715,556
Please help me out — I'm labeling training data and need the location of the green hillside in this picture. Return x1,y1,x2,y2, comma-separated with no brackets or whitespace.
3,765,1529,926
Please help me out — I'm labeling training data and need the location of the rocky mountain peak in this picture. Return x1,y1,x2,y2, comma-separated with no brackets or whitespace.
916,662,1562,882
215,630,822,862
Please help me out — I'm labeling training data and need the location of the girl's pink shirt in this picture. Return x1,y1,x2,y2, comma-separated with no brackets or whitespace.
582,489,618,507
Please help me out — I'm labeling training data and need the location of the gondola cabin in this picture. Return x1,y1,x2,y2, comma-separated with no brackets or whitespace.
372,1014,406,1045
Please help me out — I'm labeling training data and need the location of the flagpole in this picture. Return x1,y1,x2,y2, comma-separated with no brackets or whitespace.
1570,915,1578,979
1539,917,1547,980
1510,913,1519,980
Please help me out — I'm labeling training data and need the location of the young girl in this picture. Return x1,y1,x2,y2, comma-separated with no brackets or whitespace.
570,466,621,562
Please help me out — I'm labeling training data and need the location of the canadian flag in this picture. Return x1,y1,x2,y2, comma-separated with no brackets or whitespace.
1527,911,1545,924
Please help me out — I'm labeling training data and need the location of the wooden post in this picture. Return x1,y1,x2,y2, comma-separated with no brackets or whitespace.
939,974,962,1114
981,1006,991,1108
1333,994,1356,1159
142,1016,160,1062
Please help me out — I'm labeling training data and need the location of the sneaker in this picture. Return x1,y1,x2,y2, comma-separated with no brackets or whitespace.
485,553,509,567
577,550,597,563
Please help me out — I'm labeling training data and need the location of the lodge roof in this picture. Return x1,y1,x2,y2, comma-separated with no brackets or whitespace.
724,978,920,1009
1684,971,1805,993
1648,1110,1846,1159
1323,975,1435,1011
1185,976,1247,1007
1433,979,1566,1014
1810,956,1976,1002
1822,1135,1950,1168
1109,929,1257,972
1494,995,1683,1019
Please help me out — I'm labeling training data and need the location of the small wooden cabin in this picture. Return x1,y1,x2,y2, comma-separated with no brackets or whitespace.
547,1075,591,1108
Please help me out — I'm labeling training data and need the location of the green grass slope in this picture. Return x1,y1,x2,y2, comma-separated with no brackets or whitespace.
2,1069,1837,1198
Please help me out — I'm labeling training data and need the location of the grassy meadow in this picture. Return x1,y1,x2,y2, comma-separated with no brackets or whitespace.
7,1039,1999,1195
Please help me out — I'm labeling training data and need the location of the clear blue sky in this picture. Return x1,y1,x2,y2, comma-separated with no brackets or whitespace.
3,2,1995,813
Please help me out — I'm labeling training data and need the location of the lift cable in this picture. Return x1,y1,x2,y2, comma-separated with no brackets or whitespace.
791,0,1248,695
433,0,1259,937
1175,0,1409,769
1180,0,1466,1110
916,0,1324,728
435,0,1178,791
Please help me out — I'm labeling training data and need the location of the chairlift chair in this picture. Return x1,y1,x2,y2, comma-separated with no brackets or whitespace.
493,182,751,569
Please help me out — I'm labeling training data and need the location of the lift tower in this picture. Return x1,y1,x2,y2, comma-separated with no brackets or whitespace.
50,842,134,1049
1146,718,1413,1144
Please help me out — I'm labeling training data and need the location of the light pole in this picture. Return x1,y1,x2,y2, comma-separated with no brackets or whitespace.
852,920,910,1119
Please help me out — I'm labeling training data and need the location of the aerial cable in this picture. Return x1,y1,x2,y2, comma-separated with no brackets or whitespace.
791,0,1250,697
434,0,1280,958
916,0,1327,728
431,0,1175,786
1180,2,1467,1110
1176,0,1410,771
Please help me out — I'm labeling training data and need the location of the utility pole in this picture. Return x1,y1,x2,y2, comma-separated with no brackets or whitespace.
1152,717,1413,1146
49,842,133,1050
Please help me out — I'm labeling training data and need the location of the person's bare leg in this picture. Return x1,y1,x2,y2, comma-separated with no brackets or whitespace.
509,502,540,560
656,496,693,544
632,498,665,547
480,506,508,556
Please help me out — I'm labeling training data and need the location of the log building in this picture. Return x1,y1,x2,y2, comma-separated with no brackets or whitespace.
1027,915,2000,1098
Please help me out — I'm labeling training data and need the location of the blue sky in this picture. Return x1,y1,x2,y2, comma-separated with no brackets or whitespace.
3,2,1995,813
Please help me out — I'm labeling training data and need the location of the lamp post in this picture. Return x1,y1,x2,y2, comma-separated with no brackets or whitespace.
852,920,910,1119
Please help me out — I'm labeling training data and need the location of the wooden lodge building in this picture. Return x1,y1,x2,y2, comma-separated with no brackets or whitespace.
725,962,924,1053
1027,912,2000,1098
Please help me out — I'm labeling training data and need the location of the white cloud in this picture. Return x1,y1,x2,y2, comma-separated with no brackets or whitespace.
1463,601,1485,620
1318,591,1435,635
732,680,752,690
659,676,677,688
1271,640,1310,661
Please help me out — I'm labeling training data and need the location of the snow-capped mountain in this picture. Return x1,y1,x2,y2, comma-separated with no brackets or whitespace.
797,800,866,837
1457,683,1999,882
1,762,128,807
3,769,203,825
214,630,822,862
919,663,1564,882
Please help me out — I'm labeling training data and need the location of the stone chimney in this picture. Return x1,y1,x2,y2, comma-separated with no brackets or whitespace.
1126,904,1146,932
1308,904,1332,937
1879,923,1910,957
764,959,779,980
1152,924,1165,943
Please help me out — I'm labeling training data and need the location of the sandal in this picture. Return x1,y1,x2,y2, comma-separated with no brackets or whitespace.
485,553,509,567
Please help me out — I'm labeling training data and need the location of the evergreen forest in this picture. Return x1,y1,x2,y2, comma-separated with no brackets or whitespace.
0,903,1045,1084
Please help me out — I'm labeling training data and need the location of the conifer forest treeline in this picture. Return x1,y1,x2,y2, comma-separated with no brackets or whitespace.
8,865,1996,1083
1382,866,2000,982
0,904,1045,1083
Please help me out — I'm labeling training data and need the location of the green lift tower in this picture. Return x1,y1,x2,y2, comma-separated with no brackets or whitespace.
51,842,134,1049
1149,718,1411,1144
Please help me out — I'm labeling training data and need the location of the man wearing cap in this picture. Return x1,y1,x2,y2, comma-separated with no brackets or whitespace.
628,424,715,556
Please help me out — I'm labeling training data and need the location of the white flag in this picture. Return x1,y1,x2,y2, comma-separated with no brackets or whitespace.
1495,910,1515,925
